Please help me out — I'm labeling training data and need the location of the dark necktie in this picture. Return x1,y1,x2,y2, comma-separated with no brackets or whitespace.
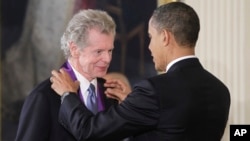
87,83,98,114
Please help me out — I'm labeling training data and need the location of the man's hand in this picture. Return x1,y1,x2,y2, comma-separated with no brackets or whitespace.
104,79,131,103
50,68,80,96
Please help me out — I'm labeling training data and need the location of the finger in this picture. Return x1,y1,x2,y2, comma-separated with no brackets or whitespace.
51,69,60,77
51,83,64,96
51,75,60,84
59,68,67,74
50,76,53,83
51,82,57,93
104,81,123,90
105,79,120,85
59,69,74,82
50,76,60,84
105,91,121,101
74,81,81,88
106,88,122,97
51,82,54,89
105,91,124,103
104,83,117,88
115,80,130,92
105,93,118,99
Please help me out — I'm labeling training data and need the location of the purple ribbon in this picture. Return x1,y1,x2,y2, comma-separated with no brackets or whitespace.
61,61,105,112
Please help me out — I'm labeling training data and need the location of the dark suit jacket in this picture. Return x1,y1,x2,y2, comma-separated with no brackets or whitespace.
15,77,117,141
59,58,231,141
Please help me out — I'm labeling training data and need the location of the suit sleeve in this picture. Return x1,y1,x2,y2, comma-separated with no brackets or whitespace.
15,91,51,141
59,80,160,141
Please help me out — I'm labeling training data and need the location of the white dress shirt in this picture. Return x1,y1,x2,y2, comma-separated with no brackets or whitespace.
69,61,97,105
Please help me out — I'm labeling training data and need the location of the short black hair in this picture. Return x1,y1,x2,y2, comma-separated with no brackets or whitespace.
151,2,200,47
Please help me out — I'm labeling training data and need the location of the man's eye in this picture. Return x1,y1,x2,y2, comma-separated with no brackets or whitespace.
108,50,113,54
96,50,102,54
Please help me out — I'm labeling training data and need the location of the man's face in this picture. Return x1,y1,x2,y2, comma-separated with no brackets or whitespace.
148,19,166,71
74,29,115,81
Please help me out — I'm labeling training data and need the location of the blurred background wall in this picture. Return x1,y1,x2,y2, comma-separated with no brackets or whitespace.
1,0,249,141
1,0,75,140
183,0,250,140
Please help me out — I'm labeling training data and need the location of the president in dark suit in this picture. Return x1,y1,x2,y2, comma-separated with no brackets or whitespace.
50,2,231,141
15,9,118,141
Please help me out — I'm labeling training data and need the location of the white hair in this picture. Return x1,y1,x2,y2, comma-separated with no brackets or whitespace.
60,9,116,58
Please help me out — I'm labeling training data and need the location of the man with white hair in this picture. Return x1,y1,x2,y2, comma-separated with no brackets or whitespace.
15,9,118,141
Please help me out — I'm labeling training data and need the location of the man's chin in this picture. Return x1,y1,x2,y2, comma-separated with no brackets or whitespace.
155,65,160,71
96,71,108,78
155,66,164,72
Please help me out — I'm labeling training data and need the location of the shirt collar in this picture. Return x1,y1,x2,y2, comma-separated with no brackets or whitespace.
68,60,97,93
166,55,197,72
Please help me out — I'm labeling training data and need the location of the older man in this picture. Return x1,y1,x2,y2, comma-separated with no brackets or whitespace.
15,9,118,141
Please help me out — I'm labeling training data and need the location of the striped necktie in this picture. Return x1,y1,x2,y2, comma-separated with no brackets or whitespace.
86,83,98,114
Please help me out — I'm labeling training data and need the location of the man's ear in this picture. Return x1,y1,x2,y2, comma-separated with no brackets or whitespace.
69,42,79,57
162,29,170,47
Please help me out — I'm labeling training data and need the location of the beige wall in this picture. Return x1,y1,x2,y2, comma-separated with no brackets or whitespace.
246,0,250,124
157,0,179,6
184,0,250,140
